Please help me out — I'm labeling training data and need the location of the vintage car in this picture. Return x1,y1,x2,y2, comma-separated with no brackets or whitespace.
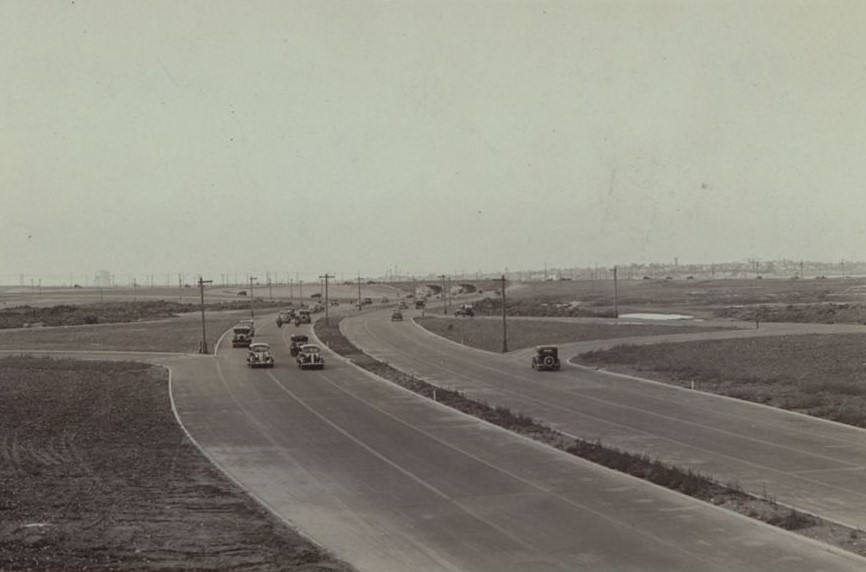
297,309,312,324
391,310,403,321
231,324,253,348
454,305,475,317
296,344,324,370
399,301,409,310
414,299,426,309
289,334,309,357
240,319,256,337
246,342,274,368
531,346,561,371
276,310,294,327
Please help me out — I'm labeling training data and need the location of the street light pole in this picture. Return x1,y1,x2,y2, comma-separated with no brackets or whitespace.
198,276,213,354
613,265,619,318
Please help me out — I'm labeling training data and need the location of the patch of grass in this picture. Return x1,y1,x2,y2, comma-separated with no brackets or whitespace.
577,334,866,427
416,316,727,352
316,318,862,553
0,300,287,329
0,356,352,571
0,311,250,353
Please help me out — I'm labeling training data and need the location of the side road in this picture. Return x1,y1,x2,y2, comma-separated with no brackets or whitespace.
341,310,866,531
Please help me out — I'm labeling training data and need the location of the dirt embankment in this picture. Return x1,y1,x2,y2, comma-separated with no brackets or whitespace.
0,355,352,572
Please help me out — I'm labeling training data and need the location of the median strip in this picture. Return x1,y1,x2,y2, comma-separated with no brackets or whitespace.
315,317,866,557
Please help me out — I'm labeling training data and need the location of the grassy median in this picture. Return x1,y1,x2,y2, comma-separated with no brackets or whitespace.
316,318,866,556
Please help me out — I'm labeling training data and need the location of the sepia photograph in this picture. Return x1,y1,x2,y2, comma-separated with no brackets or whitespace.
3,1,866,570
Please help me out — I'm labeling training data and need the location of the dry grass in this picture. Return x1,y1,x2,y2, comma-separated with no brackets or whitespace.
578,334,866,427
0,312,249,353
416,316,726,352
0,300,286,329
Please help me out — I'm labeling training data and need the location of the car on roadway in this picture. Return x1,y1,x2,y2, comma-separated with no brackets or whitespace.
289,334,308,357
276,310,295,327
391,310,403,321
454,305,474,317
231,324,253,348
246,342,275,368
240,319,256,336
297,309,312,324
531,346,561,371
296,344,324,370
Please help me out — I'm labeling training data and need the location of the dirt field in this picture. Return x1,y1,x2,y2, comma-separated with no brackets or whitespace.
0,355,352,572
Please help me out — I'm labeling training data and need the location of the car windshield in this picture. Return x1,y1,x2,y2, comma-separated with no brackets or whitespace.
233,327,251,334
302,346,320,354
250,344,270,352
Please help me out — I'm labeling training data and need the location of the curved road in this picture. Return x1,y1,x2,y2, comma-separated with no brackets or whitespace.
342,309,866,531
7,316,866,570
165,316,865,571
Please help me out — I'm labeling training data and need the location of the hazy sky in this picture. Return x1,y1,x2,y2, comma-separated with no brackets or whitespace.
3,1,865,283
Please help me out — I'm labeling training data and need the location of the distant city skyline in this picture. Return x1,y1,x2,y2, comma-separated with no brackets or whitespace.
4,256,865,288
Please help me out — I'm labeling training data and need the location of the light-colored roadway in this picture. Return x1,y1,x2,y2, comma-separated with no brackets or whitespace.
341,310,866,532
164,316,865,571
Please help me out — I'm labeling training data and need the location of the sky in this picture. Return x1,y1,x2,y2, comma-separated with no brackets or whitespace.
3,1,866,284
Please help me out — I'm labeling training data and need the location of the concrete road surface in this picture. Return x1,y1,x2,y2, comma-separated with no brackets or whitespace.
342,309,866,532
164,317,865,572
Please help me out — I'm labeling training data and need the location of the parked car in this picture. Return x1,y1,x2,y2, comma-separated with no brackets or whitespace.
289,334,309,357
296,344,324,370
231,324,253,348
391,311,403,321
531,346,561,371
247,342,275,368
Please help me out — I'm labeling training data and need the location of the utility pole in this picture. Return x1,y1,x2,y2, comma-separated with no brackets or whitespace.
500,274,508,353
613,266,619,318
249,276,257,319
440,275,448,315
198,276,213,353
357,272,362,308
267,272,273,299
319,273,334,325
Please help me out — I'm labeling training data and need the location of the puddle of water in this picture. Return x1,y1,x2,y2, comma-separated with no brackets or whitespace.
619,313,695,321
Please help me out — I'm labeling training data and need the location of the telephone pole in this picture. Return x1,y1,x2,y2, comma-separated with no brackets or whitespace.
249,276,257,319
198,276,213,354
613,266,619,318
500,274,508,353
440,275,448,315
319,273,334,325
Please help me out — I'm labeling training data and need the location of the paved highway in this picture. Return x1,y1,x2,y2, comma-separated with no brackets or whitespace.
165,316,865,571
342,309,866,531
